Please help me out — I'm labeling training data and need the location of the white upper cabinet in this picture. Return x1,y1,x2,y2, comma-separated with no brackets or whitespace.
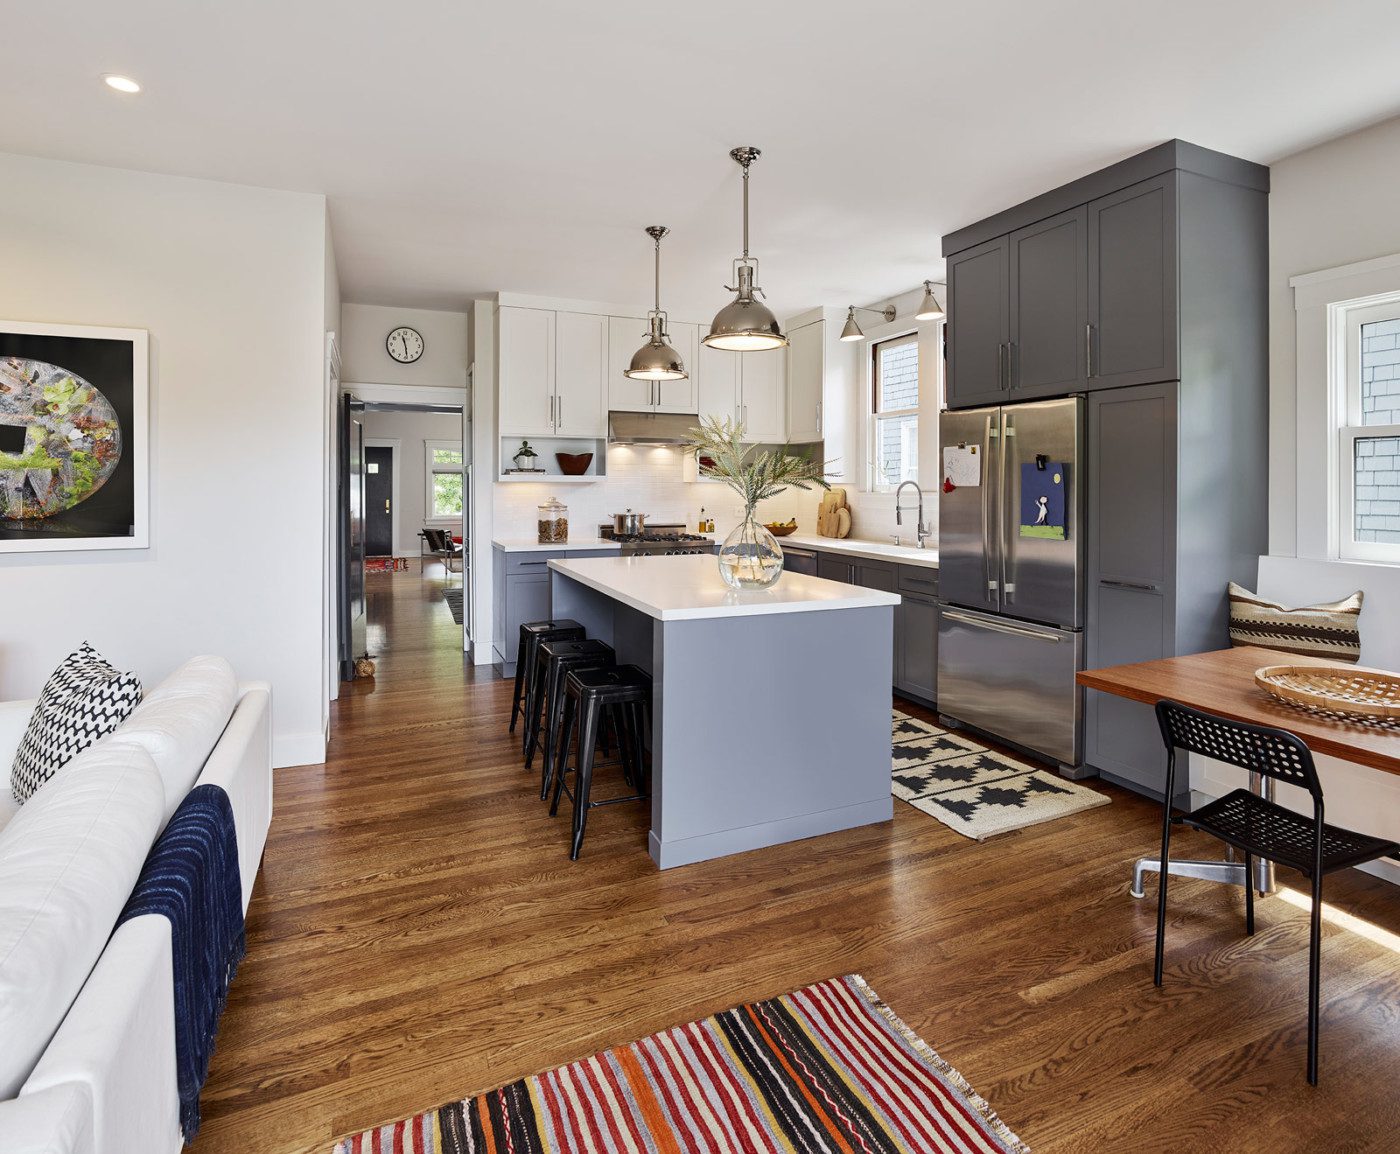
498,306,556,437
656,322,699,413
786,319,824,443
738,347,787,442
554,311,607,438
696,342,739,426
606,316,655,412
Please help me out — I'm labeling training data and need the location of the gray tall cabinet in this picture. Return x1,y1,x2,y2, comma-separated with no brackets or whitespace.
940,140,1270,798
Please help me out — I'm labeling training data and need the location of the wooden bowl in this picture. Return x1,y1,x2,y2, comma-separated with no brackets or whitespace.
555,452,594,476
1255,662,1400,721
765,522,798,537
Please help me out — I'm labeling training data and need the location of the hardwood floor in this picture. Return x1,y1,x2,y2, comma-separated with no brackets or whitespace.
195,565,1400,1153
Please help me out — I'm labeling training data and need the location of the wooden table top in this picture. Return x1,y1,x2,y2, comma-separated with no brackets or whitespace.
1077,646,1400,776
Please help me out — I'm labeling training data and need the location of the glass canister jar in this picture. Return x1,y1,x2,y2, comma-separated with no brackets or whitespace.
537,496,569,544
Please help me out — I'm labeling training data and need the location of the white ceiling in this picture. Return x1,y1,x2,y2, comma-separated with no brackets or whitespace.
4,1,1400,318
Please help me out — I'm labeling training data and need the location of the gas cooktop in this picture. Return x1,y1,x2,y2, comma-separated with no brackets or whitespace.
598,523,716,555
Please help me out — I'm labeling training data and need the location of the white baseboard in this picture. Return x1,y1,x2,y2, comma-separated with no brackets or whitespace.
274,731,327,769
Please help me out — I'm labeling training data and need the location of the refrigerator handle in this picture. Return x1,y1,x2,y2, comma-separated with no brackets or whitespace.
982,412,998,600
1002,411,1016,603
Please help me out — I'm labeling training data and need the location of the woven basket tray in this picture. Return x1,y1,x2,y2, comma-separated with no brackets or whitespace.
1255,663,1400,721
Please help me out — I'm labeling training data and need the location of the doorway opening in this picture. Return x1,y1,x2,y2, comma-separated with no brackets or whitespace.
338,397,470,681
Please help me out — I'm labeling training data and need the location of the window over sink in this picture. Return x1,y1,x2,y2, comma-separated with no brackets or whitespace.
871,333,919,488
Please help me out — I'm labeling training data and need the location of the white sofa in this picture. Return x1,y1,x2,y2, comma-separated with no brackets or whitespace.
0,657,272,1154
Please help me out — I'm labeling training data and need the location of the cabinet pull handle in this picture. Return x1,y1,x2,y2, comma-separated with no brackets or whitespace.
816,400,822,433
557,396,563,427
549,395,554,424
1085,323,1094,378
1100,578,1160,592
1008,341,1017,389
998,342,1006,390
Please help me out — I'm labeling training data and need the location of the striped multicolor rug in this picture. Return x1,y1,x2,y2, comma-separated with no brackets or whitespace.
332,974,1027,1153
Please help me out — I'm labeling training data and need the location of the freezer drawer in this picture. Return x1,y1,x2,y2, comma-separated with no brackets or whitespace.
936,605,1082,766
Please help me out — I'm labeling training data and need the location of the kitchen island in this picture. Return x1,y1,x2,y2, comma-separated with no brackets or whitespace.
548,554,898,868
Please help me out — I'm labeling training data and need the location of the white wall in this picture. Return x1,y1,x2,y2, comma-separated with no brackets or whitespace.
361,409,464,555
1206,114,1400,884
1269,114,1400,556
341,302,468,387
0,152,330,767
817,285,945,544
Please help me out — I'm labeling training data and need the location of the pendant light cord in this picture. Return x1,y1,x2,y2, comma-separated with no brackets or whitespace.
654,232,661,312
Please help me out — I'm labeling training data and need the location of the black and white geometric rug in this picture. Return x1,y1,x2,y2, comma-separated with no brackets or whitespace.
892,710,1109,840
442,587,464,625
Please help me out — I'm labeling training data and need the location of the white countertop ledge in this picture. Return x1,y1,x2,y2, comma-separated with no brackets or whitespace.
779,534,939,568
492,538,622,552
548,554,901,621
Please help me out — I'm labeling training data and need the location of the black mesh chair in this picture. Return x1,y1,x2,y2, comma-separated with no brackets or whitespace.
1153,700,1399,1085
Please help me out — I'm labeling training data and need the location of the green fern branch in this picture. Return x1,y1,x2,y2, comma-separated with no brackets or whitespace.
689,415,831,515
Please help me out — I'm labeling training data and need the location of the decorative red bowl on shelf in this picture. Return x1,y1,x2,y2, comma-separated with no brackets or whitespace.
555,452,594,475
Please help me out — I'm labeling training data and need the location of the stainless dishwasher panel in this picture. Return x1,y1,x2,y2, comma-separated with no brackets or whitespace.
783,547,819,576
936,605,1082,766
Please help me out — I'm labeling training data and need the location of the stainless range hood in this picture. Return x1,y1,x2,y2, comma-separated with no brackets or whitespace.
607,410,700,445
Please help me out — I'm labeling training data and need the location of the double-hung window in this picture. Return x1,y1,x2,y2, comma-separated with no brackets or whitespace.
871,333,919,488
1338,298,1400,561
425,440,464,522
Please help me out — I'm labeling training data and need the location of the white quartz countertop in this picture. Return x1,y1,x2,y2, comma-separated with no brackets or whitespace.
492,538,622,553
549,554,901,621
779,534,939,568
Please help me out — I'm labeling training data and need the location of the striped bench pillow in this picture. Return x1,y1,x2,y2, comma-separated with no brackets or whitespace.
1227,582,1363,663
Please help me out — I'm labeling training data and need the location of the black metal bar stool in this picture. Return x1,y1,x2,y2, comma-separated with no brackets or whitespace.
510,619,584,741
1152,700,1400,1085
550,665,652,860
526,637,616,796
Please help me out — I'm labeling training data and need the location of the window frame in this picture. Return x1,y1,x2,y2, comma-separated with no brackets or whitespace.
869,331,920,492
1336,297,1400,563
424,439,465,524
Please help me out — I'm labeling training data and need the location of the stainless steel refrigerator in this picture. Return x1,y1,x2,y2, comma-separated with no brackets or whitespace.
937,396,1084,768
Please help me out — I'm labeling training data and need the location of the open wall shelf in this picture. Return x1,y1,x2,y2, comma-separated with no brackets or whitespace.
498,435,606,483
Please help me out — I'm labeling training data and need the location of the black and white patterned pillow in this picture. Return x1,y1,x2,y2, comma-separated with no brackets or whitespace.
10,643,143,803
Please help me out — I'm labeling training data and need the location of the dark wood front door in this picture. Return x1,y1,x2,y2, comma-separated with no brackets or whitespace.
365,446,393,556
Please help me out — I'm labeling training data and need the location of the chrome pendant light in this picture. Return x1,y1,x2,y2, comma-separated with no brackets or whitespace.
625,225,687,381
704,146,787,352
914,280,946,321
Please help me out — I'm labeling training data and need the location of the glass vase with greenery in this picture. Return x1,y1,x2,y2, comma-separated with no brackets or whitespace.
690,415,829,589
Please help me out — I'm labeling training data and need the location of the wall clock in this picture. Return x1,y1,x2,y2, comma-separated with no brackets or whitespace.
386,326,424,364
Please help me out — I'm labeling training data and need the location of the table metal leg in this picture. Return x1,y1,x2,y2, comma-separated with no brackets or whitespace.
1129,766,1277,898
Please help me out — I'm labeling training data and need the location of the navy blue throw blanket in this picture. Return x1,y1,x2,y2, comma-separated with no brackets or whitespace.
118,783,245,1143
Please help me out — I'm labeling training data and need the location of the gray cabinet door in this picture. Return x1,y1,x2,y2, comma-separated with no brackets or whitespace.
897,595,938,704
1009,207,1087,400
1085,383,1179,797
1087,175,1178,391
946,235,1010,410
856,562,899,683
818,552,854,584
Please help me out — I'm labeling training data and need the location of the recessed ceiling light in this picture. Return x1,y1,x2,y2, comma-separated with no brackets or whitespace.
103,75,142,94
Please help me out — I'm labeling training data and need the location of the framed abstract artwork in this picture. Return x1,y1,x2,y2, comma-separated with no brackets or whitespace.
0,320,149,552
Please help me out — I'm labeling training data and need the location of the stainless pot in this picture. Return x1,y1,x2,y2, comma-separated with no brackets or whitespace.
611,509,647,535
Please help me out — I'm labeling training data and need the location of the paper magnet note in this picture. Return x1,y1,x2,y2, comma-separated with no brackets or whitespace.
1020,462,1066,539
943,445,981,488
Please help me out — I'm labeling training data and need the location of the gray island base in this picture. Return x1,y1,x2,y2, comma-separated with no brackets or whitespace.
547,555,898,869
